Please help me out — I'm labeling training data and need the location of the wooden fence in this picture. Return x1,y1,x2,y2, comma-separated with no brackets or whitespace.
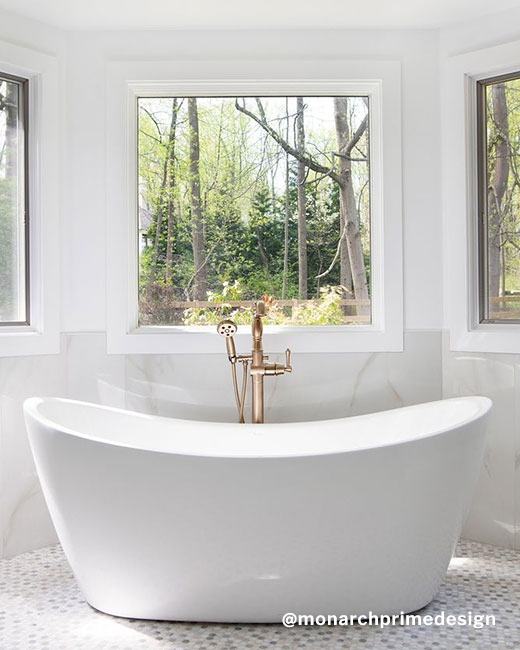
488,295,520,320
167,295,520,322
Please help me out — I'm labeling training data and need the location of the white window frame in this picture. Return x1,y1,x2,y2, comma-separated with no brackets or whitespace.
0,40,60,357
443,39,520,353
107,60,402,354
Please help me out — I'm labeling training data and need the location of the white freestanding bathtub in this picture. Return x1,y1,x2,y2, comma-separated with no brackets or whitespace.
24,396,490,623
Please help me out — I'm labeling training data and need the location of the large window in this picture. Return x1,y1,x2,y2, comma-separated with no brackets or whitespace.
0,72,28,325
477,72,520,323
137,95,371,327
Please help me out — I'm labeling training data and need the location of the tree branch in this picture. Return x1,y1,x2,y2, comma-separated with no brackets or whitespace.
235,98,341,183
316,218,348,280
345,114,368,156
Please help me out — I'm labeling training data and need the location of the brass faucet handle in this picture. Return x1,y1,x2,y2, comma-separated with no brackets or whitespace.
284,348,292,373
254,300,267,317
264,349,292,376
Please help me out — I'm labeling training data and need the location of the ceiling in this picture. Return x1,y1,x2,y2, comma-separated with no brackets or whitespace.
1,0,520,31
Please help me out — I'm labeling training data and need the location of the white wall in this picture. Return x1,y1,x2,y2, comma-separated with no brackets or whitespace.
440,5,520,57
0,7,65,52
63,27,442,332
0,9,447,557
439,10,520,549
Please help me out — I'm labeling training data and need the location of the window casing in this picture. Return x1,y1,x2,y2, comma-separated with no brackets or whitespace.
0,39,60,357
106,61,403,354
0,71,29,326
443,37,520,353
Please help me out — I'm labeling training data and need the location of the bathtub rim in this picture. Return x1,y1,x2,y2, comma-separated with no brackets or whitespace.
23,395,492,460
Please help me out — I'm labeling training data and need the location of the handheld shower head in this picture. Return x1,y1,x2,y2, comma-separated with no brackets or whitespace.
217,319,238,337
217,320,238,359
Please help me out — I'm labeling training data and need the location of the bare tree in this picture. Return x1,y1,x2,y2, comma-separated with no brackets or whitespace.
148,99,180,284
165,98,179,280
0,82,17,178
282,98,290,299
488,83,509,301
235,97,368,304
296,97,308,299
0,81,20,317
188,98,207,301
333,97,365,302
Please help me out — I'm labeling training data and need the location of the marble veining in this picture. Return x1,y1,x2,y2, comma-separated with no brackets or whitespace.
0,540,518,649
442,332,520,550
3,329,520,558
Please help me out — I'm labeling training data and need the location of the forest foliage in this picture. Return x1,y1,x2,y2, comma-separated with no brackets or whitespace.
485,77,520,319
0,77,24,323
137,95,371,326
4,79,520,327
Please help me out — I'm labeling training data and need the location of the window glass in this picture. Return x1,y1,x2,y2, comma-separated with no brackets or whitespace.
0,73,28,325
137,96,371,326
478,74,520,322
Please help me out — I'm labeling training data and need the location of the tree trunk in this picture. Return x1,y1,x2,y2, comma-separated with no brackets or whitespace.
165,98,179,281
501,242,506,297
256,227,269,272
296,97,308,299
149,100,179,285
4,82,17,179
235,97,368,306
1,81,19,318
333,97,368,308
339,205,352,293
188,98,207,301
282,98,290,300
488,83,509,303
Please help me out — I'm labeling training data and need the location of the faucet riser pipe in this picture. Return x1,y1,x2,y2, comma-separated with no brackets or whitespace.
252,375,264,424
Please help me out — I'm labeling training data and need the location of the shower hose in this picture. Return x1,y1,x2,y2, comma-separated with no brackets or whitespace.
230,358,248,423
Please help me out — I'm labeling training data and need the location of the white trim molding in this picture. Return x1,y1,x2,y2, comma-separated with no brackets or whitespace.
443,39,520,353
0,39,60,356
106,59,402,354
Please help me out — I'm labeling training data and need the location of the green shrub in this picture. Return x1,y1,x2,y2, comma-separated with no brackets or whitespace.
183,282,346,326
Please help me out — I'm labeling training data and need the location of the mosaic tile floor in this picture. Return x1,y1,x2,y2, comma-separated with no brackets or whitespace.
0,540,518,650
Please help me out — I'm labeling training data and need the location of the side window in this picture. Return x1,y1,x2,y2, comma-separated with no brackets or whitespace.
0,72,29,325
477,73,520,323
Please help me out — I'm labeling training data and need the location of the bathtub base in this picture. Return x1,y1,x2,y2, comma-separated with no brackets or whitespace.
85,594,439,624
75,531,448,624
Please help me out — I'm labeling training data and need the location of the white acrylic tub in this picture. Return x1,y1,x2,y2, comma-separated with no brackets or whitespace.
24,396,491,622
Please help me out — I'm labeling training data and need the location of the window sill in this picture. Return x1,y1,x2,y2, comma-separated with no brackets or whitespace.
449,323,520,354
0,327,60,357
107,324,404,355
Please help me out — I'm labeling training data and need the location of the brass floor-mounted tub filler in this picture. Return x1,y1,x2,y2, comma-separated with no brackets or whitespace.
217,300,292,424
